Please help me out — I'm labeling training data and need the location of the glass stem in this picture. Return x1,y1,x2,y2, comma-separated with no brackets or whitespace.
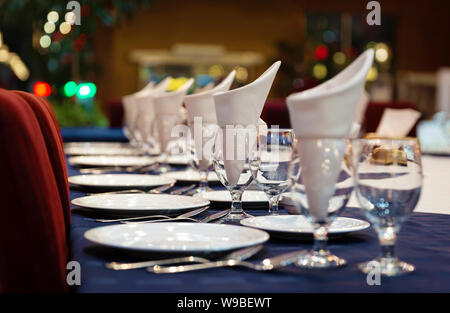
268,194,280,215
377,226,397,259
198,170,209,192
230,190,243,215
313,225,329,255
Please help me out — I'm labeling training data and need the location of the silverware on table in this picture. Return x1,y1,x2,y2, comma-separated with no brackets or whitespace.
106,244,263,271
151,249,306,273
96,206,207,223
79,163,157,175
87,182,176,197
150,182,176,194
169,184,196,195
125,208,231,225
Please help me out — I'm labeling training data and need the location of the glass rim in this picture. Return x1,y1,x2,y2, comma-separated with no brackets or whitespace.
353,136,420,145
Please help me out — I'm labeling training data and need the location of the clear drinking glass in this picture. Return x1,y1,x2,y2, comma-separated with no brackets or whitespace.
154,114,183,173
187,122,218,194
254,128,295,215
212,125,260,223
352,137,422,276
288,138,353,268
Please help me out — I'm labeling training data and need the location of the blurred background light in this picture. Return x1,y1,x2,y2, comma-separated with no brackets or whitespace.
314,44,329,61
366,66,379,81
208,64,224,78
44,21,56,34
333,52,346,65
39,35,51,48
375,42,390,63
59,22,72,35
33,81,51,97
76,82,97,99
47,11,59,23
235,66,248,83
64,81,78,97
313,63,327,79
65,12,77,25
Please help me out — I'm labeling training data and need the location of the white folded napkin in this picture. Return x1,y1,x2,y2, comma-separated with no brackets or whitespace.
375,108,421,137
184,70,236,125
350,90,370,138
122,77,171,139
153,78,195,153
213,61,281,186
184,71,236,169
287,49,374,220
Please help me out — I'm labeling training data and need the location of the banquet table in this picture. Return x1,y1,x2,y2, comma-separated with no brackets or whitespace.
67,151,450,293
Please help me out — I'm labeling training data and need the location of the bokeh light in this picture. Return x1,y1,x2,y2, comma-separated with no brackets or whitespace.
47,11,59,23
44,22,55,34
33,82,51,97
208,64,224,78
314,45,329,61
313,63,328,80
333,52,346,65
76,82,97,99
39,35,51,48
64,81,78,97
375,43,390,63
59,22,72,35
65,12,77,25
235,66,248,83
366,66,379,82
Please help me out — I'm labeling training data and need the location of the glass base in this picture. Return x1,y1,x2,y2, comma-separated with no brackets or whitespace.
295,250,347,269
358,257,415,276
189,186,215,195
152,163,171,174
216,210,253,224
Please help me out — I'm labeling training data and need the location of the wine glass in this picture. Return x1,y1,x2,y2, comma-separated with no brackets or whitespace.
122,96,140,149
288,138,353,268
154,113,184,173
212,125,259,223
352,137,422,276
254,128,295,215
187,121,218,194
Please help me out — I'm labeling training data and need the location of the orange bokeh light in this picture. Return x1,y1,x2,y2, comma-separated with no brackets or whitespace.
33,82,51,97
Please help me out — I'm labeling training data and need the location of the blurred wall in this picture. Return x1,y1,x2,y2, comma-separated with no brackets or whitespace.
94,0,304,103
94,0,450,103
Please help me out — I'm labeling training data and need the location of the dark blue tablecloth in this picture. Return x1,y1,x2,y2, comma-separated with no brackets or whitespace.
62,127,128,142
67,159,450,293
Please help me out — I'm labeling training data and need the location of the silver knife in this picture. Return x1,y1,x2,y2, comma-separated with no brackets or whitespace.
121,206,209,224
107,244,263,271
152,249,306,273
199,209,230,223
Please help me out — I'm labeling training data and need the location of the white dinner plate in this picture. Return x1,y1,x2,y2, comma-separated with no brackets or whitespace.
164,170,220,183
64,142,137,156
84,222,269,253
68,174,175,189
158,155,190,165
240,215,370,239
68,155,156,167
194,190,269,205
71,194,210,215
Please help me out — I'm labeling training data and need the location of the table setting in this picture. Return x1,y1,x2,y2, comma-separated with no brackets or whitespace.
65,49,450,293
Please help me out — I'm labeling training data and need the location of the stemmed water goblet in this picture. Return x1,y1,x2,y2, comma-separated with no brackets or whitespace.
254,128,296,215
352,137,422,276
212,125,260,223
288,138,353,268
187,121,218,194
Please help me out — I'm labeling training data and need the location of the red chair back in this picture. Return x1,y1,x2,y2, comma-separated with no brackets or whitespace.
0,90,68,292
13,91,71,236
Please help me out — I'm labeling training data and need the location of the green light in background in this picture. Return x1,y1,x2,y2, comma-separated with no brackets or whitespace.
63,81,78,97
76,82,97,99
